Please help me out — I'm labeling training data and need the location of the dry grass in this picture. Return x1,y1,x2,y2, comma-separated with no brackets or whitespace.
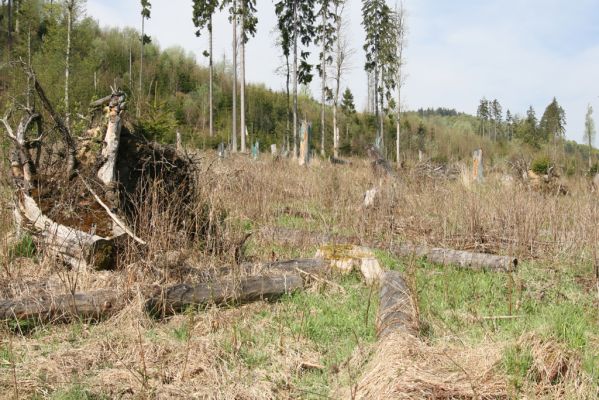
1,152,598,398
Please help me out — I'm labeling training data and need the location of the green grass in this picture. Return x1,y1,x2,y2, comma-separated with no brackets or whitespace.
50,384,108,400
220,272,378,398
9,233,36,259
375,251,599,391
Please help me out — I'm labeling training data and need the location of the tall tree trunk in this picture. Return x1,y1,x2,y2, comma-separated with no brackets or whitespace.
128,45,132,89
14,0,19,34
7,0,12,54
374,68,379,146
320,12,326,157
285,54,290,152
396,89,401,166
240,2,246,153
26,27,32,109
139,15,144,118
231,2,238,153
333,104,338,158
65,1,72,131
292,7,298,158
209,18,214,137
378,69,384,151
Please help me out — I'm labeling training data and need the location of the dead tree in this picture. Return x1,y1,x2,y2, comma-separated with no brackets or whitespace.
2,66,198,270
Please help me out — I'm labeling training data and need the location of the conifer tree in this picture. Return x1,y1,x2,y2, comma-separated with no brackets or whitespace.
275,0,316,158
192,0,219,137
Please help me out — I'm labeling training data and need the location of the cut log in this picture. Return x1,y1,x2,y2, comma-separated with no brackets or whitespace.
377,271,418,339
146,274,304,317
0,290,120,322
18,193,121,270
391,244,517,272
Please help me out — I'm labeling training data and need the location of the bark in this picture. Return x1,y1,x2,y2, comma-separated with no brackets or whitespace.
391,244,517,272
17,194,121,270
240,2,246,153
231,1,238,153
292,7,298,158
320,11,326,157
0,290,120,322
260,226,517,272
146,274,303,317
65,0,72,130
97,92,126,186
240,258,330,276
377,271,418,338
209,19,214,137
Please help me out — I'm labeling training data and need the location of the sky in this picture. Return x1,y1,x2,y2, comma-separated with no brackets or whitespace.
86,0,599,142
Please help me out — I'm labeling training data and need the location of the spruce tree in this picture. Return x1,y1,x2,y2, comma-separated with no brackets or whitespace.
192,0,219,137
275,0,316,158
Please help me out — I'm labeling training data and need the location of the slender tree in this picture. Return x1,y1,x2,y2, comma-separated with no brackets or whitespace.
362,0,397,151
64,0,77,130
315,0,338,156
192,0,219,137
239,0,257,152
340,87,355,140
393,1,406,165
584,104,595,169
330,0,351,158
139,0,151,117
275,0,316,158
490,99,502,141
231,0,237,152
476,98,489,137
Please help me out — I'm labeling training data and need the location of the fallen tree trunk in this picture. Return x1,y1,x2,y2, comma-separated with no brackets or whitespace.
146,273,304,318
243,258,330,275
260,226,517,272
18,194,121,269
0,290,120,322
377,271,418,338
391,244,517,272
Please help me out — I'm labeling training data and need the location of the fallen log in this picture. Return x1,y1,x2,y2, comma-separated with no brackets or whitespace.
146,274,304,318
0,290,120,322
260,226,517,272
391,244,517,272
377,271,418,338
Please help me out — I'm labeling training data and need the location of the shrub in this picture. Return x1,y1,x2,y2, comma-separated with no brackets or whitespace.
531,155,551,175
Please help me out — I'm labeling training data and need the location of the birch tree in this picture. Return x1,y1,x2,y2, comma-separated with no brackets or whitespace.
585,104,595,169
330,0,351,158
239,0,257,152
315,0,338,156
362,0,397,151
393,1,406,165
192,0,219,137
275,0,316,158
64,0,77,130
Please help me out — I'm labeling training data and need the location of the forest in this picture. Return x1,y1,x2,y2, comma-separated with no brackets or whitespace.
0,1,598,399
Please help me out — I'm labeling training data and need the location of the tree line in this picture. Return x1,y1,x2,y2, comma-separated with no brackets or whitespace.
0,1,596,172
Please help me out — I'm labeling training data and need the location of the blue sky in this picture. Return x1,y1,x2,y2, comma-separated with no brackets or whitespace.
87,0,599,142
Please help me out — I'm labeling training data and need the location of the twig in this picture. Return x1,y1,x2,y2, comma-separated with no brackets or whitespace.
78,174,147,245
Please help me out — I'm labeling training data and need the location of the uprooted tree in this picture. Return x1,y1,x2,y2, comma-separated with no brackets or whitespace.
1,64,207,270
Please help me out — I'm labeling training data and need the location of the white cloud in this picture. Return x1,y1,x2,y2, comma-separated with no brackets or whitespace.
86,0,599,142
